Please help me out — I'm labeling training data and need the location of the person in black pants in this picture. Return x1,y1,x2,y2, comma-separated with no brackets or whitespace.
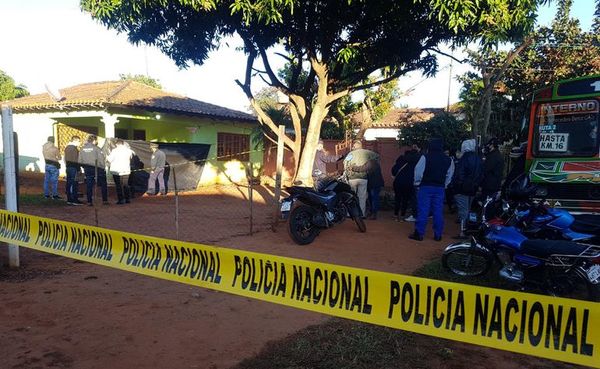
481,138,505,199
391,145,421,221
351,157,385,220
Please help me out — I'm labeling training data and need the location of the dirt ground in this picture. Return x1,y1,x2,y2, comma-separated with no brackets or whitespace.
0,173,579,369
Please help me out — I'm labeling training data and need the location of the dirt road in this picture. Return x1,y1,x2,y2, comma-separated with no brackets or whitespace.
1,182,451,369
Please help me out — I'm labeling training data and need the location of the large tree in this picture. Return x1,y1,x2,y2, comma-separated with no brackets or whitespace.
0,70,29,102
81,0,542,184
458,0,600,141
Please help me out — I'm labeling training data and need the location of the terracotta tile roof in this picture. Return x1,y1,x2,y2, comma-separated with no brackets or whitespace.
4,80,256,122
350,107,445,128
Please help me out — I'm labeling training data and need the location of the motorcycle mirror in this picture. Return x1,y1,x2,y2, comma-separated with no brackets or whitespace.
535,187,548,198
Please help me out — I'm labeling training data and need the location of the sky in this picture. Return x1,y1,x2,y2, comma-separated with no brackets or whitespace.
0,0,596,113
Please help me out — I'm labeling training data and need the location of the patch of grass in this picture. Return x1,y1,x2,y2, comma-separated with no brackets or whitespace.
413,258,514,290
234,319,444,369
233,259,583,369
0,194,67,207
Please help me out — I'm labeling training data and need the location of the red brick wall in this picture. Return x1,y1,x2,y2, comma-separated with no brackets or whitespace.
263,138,410,188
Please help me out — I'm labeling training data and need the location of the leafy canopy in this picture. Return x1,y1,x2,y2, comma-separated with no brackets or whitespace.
119,73,163,89
0,70,29,102
399,114,469,151
81,0,542,97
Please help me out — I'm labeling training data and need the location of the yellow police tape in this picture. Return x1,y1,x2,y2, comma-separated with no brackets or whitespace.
0,209,598,367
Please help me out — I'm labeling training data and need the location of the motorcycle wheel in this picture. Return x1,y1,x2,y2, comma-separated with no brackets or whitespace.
287,204,320,245
442,243,492,277
546,272,600,302
348,202,366,233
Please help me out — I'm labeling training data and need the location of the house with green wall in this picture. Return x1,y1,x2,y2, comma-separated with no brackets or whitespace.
2,80,261,186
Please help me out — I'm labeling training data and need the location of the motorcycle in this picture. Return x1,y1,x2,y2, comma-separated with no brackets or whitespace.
465,175,600,244
280,175,366,245
443,196,600,301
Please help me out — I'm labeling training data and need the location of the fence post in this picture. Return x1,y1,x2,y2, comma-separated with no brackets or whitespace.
93,158,99,227
1,104,20,267
246,164,254,236
173,166,180,240
271,125,285,231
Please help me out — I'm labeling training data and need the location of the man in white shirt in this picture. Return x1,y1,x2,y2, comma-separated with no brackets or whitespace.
106,139,135,205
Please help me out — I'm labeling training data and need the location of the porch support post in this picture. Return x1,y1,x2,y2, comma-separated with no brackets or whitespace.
101,114,118,138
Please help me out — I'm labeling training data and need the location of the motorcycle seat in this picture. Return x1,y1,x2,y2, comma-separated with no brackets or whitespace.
287,186,336,200
521,239,590,258
571,220,600,235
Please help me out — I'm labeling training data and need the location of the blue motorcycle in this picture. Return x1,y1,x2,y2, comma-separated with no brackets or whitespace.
443,196,600,301
467,174,600,244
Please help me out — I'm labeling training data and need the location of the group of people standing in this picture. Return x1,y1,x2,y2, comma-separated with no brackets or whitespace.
312,136,506,241
313,140,384,220
394,137,504,241
42,135,168,206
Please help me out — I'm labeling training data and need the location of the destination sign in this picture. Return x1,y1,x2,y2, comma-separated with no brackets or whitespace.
557,76,600,97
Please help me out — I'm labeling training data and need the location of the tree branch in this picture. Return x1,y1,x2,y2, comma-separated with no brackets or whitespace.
235,51,295,149
258,48,291,94
428,48,469,64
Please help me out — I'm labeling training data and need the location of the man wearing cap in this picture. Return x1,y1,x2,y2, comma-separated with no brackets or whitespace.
78,135,109,206
344,140,378,217
42,136,62,200
481,138,505,199
147,143,167,195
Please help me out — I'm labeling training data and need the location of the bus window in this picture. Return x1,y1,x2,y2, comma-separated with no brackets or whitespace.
532,100,599,157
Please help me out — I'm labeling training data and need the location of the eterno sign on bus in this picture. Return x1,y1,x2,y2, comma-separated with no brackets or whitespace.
0,210,598,368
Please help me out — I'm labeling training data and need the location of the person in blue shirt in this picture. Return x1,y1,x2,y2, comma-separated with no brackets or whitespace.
409,138,455,241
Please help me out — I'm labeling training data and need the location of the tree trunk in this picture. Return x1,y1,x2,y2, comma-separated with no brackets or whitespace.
294,101,328,185
481,72,492,141
355,97,374,140
293,57,331,186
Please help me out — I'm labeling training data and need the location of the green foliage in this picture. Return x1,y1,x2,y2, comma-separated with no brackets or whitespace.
422,0,540,45
0,70,29,102
320,120,347,140
365,79,401,122
398,114,469,151
457,1,600,141
119,73,162,89
81,0,543,179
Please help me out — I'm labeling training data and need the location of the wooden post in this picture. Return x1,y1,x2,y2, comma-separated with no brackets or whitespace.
1,105,19,267
173,166,180,240
246,163,254,236
271,125,285,231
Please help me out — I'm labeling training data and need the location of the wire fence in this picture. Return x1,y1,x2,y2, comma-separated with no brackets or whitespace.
0,146,282,247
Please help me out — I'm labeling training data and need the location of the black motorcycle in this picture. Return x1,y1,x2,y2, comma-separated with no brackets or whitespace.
280,176,366,245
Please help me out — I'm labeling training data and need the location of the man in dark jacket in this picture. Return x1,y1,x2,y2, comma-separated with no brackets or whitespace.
409,138,454,241
64,135,83,206
453,139,482,238
480,138,505,199
391,145,420,221
351,157,384,220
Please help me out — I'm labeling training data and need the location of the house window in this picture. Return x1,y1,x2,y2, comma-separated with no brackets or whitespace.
217,132,250,161
115,128,128,139
133,129,146,141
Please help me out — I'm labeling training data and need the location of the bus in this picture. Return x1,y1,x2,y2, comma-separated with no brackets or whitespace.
526,74,600,212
